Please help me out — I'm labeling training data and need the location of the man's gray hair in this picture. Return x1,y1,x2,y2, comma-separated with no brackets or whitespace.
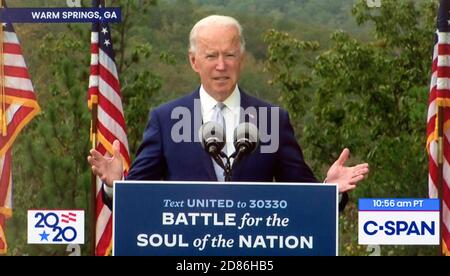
189,15,245,54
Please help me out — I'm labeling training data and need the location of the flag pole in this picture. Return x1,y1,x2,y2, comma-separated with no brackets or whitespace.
438,105,444,256
0,0,5,138
0,0,5,255
89,0,100,256
90,100,98,256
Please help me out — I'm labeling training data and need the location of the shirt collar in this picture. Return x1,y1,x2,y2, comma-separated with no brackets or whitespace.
199,85,240,113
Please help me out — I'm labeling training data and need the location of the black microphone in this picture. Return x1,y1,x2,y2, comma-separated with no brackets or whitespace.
199,121,226,168
232,122,259,166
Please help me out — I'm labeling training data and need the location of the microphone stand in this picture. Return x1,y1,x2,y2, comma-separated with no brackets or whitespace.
216,148,246,182
217,151,232,182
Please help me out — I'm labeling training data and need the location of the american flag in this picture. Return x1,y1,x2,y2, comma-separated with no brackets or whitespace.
88,0,131,256
427,0,450,256
0,0,40,254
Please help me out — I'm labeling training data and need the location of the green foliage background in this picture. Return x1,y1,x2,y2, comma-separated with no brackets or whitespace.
3,0,438,255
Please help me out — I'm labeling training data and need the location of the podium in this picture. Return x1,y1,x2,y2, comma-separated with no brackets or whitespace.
112,181,338,256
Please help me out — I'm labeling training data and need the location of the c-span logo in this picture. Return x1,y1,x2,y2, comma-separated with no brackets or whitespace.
27,210,84,244
358,199,439,245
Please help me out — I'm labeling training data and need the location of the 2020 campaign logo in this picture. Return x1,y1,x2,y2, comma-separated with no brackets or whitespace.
27,210,84,244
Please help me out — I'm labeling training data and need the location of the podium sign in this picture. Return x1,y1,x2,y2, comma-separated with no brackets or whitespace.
113,181,338,256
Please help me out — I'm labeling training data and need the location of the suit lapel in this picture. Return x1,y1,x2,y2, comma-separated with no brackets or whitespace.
188,88,218,180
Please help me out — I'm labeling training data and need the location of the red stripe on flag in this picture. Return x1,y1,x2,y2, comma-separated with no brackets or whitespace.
96,143,107,156
91,43,99,54
3,43,22,55
429,156,439,187
437,67,450,78
95,190,105,218
5,87,37,99
429,87,437,104
437,89,450,99
99,63,121,96
439,44,450,55
88,86,99,101
90,65,99,76
439,44,450,56
96,218,112,256
4,66,30,79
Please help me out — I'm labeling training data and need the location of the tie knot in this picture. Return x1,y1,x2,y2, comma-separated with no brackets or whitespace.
216,102,226,111
211,101,226,131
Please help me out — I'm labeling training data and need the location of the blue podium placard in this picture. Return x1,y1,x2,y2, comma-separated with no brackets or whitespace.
113,181,338,256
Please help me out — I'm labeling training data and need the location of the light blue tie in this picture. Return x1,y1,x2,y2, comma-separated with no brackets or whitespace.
211,102,226,181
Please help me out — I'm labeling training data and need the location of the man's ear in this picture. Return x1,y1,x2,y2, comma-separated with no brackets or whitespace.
239,52,246,70
189,51,198,73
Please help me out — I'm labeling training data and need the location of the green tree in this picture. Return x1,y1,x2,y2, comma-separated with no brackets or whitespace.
264,0,438,255
9,0,165,255
11,26,92,256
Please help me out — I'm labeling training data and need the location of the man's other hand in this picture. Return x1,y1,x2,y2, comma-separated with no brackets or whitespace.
325,148,369,193
87,139,124,187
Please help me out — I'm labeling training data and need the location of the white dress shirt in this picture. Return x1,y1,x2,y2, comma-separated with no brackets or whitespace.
199,85,241,156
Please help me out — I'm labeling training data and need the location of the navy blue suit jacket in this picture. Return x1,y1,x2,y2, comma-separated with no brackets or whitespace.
104,87,348,210
126,88,318,183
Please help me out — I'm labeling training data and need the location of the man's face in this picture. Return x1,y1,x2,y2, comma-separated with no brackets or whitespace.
189,25,244,101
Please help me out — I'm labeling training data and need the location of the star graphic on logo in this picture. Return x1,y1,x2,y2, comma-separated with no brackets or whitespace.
39,230,49,241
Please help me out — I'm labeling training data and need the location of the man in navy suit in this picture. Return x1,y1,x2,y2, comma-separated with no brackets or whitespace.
88,15,369,208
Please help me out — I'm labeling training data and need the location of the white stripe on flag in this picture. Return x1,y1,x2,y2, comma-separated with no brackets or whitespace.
438,55,450,67
438,32,450,44
4,53,26,68
5,76,34,92
444,201,450,232
95,204,111,245
91,32,99,44
428,100,436,122
89,75,99,88
91,54,99,66
6,104,20,125
429,174,438,198
433,43,438,60
429,72,437,91
437,77,450,90
443,156,450,186
99,49,119,80
3,31,19,44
